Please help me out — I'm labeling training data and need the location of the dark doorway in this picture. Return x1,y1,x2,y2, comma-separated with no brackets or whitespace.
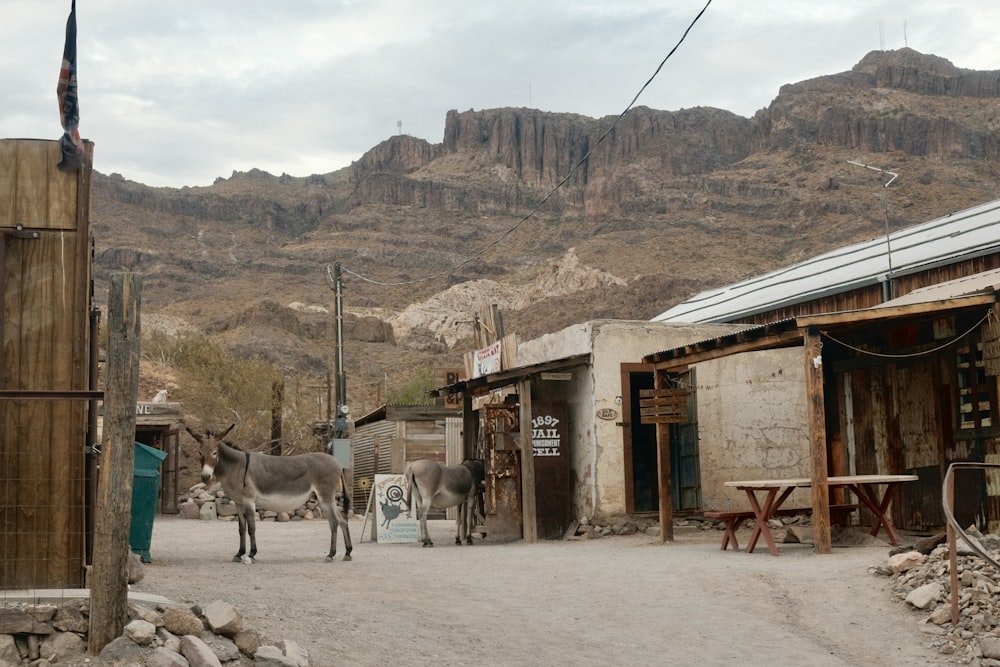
622,365,701,513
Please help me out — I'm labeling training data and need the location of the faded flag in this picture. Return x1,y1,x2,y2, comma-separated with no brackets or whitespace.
57,0,82,172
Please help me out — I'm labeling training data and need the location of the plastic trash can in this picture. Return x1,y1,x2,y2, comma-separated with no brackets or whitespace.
130,442,168,562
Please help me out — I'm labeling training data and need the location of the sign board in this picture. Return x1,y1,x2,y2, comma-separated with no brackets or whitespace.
639,388,690,424
437,368,464,408
373,474,418,543
472,340,502,378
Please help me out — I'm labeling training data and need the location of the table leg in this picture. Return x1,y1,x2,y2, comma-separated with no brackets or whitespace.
744,487,794,555
848,482,903,545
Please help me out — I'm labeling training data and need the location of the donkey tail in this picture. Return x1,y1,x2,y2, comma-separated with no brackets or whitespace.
403,463,414,516
340,469,351,514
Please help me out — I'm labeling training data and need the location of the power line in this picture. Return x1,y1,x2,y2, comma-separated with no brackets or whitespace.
340,0,714,287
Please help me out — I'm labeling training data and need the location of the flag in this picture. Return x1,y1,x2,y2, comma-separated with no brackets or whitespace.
57,0,82,172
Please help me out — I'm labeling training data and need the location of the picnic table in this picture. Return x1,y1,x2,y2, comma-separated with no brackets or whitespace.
710,474,918,556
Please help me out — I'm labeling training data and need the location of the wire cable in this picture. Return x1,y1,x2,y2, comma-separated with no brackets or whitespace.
820,308,992,359
339,0,714,287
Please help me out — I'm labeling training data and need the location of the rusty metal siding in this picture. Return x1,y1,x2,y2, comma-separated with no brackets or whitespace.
351,420,397,511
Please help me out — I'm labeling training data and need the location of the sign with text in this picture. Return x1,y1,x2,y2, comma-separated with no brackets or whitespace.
531,401,572,539
374,474,417,543
472,340,502,378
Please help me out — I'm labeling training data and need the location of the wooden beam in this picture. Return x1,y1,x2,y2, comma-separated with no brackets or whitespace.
798,294,997,327
89,273,142,654
650,329,803,370
804,326,832,554
518,377,537,543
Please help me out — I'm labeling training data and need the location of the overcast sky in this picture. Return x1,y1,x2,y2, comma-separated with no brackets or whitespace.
2,1,998,189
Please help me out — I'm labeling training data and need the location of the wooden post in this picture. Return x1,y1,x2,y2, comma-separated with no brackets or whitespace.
270,379,283,456
518,378,538,543
947,468,959,624
369,436,380,542
804,327,832,554
89,273,141,654
655,421,674,543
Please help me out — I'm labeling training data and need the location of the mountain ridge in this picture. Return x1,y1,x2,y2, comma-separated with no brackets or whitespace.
90,47,1000,413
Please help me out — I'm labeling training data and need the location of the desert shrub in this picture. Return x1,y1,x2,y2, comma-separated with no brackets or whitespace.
386,367,437,405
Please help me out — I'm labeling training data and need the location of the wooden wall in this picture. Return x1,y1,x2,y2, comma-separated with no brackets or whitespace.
0,139,94,589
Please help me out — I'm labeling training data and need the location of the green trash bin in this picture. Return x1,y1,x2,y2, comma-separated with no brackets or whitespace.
130,442,168,563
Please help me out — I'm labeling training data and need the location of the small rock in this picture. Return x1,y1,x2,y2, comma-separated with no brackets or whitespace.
124,618,158,645
255,644,298,667
907,582,944,610
203,600,243,637
180,634,222,667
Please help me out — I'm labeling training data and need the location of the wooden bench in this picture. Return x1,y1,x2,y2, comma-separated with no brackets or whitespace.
703,504,859,552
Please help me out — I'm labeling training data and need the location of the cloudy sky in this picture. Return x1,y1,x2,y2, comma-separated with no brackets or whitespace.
2,1,998,188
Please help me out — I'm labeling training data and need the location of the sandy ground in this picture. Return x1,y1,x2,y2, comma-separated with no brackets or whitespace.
130,514,949,666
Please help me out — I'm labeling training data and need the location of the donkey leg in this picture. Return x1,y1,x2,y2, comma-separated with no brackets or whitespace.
464,496,475,545
420,500,434,547
245,505,259,561
322,501,353,562
233,506,248,562
455,502,465,545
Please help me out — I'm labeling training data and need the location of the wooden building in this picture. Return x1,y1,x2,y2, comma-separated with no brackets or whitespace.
351,404,461,514
0,139,98,588
134,400,184,514
432,320,736,541
647,199,1000,550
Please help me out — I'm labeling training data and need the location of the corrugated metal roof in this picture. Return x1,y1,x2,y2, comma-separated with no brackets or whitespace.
653,198,1000,324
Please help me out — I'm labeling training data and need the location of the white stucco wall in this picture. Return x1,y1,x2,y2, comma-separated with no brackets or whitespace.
519,320,737,523
696,346,811,512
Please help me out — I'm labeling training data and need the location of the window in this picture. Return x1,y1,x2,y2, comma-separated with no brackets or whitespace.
957,342,994,429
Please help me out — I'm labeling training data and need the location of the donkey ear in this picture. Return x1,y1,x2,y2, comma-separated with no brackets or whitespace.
219,423,236,439
184,426,199,440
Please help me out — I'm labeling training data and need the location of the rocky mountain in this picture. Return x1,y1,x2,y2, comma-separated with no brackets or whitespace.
91,48,1000,416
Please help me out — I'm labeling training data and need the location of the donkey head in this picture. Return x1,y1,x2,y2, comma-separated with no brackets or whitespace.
186,423,235,483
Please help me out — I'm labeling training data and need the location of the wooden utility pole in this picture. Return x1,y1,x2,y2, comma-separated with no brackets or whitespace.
270,379,283,455
89,273,141,654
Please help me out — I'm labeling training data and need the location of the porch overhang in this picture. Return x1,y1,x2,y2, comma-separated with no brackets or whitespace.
428,353,591,398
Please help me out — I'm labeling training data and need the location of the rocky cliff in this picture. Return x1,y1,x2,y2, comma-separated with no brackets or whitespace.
90,48,1000,412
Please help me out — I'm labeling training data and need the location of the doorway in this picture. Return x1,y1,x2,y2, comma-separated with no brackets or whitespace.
621,365,701,513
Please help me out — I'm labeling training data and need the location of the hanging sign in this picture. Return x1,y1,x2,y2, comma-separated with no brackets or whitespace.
472,340,502,378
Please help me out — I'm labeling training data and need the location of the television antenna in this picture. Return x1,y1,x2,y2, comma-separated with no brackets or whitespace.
397,120,402,135
848,160,899,300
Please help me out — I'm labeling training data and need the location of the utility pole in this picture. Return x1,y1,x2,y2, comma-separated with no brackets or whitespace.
326,263,350,439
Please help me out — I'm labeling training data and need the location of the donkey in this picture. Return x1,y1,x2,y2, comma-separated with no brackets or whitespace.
404,458,485,547
186,424,353,562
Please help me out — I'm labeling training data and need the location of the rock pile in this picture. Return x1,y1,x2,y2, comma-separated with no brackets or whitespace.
177,482,327,522
0,597,306,666
879,526,1000,665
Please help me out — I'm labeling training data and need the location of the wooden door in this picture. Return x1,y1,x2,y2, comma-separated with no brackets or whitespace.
531,401,572,539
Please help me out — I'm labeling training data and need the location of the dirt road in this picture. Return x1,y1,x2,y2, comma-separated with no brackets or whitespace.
132,514,945,666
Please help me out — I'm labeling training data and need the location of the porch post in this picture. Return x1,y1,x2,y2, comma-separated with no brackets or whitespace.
518,377,538,543
654,366,674,543
804,326,832,554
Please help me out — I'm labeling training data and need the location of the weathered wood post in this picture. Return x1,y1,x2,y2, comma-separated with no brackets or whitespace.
270,378,283,455
518,377,538,543
88,272,141,654
804,325,832,554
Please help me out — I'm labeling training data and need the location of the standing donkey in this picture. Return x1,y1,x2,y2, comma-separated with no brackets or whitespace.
404,458,485,547
186,424,353,562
